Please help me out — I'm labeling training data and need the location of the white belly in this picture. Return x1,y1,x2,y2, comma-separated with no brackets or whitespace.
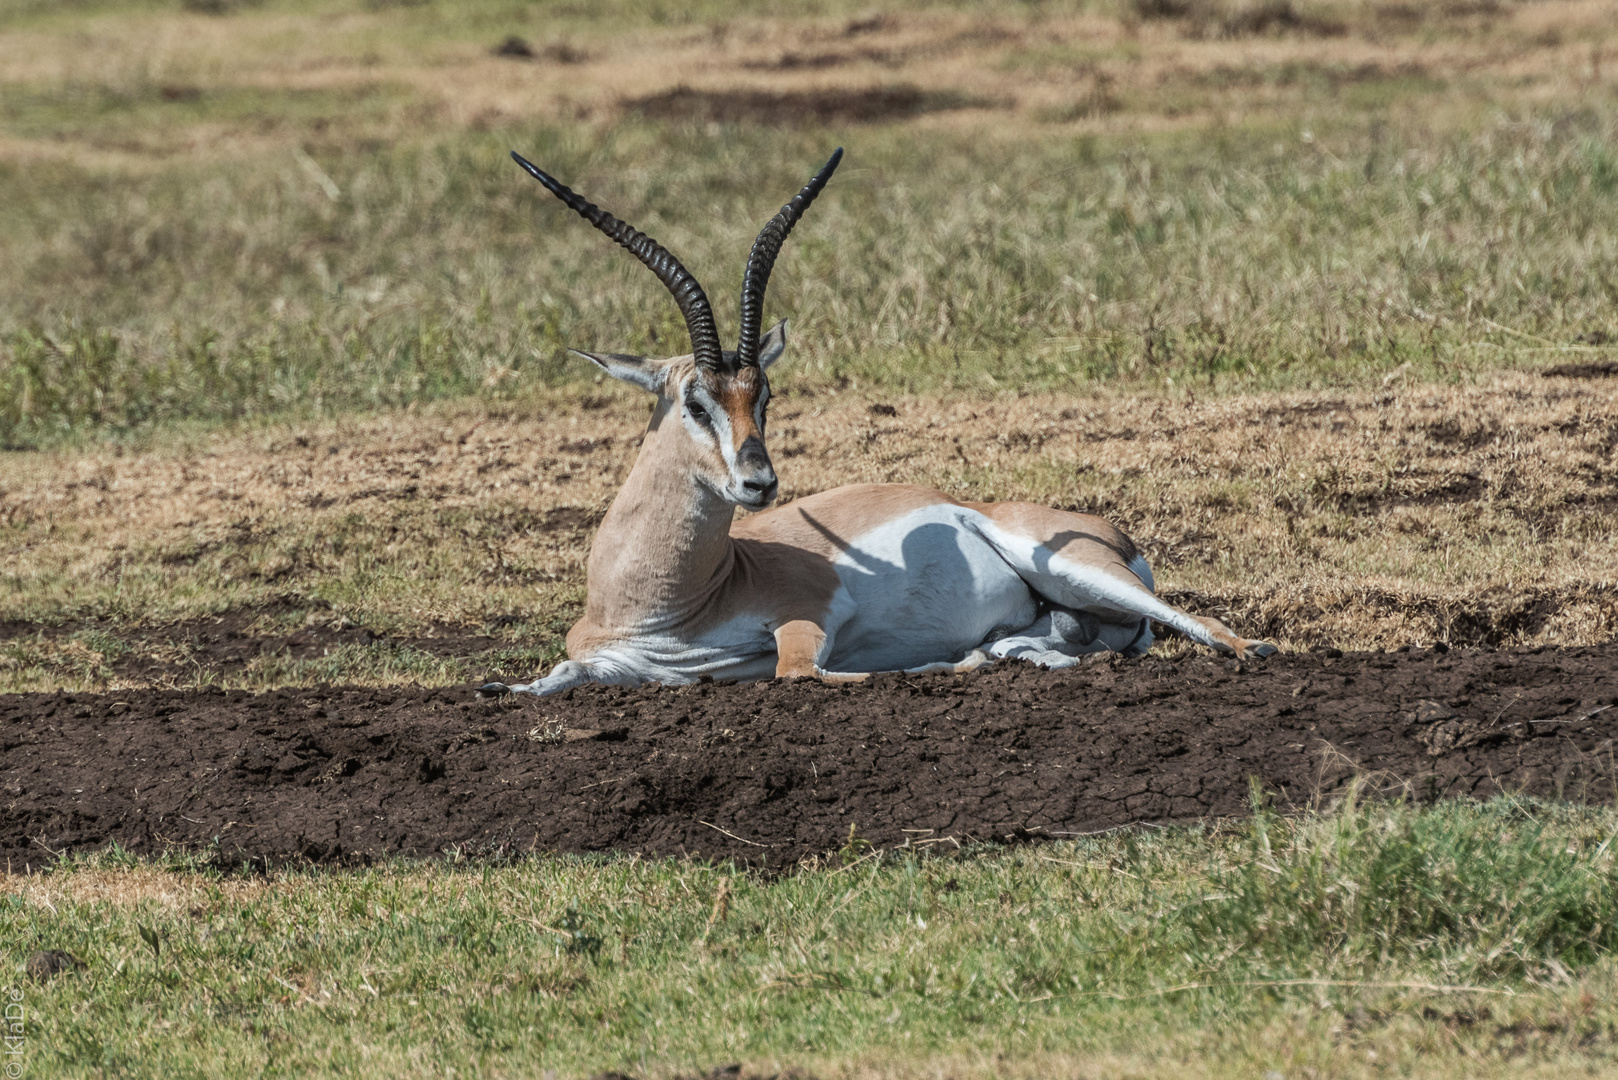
824,504,1037,671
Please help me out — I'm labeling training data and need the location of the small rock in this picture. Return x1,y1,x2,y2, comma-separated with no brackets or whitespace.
27,949,84,982
564,727,630,743
1412,700,1458,724
1423,722,1465,756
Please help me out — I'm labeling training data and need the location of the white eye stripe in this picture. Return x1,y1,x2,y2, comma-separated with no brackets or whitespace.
681,390,732,452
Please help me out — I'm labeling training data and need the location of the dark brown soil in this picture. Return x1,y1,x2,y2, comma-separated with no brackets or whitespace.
740,47,901,71
626,85,998,126
491,35,535,59
4,645,1615,872
1545,359,1618,379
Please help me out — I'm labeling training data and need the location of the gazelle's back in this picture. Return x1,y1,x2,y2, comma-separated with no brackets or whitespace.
734,483,1140,583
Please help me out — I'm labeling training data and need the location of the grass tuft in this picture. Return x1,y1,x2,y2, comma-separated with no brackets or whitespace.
1184,783,1618,983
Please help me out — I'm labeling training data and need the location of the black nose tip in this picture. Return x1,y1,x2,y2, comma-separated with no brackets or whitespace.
743,476,778,500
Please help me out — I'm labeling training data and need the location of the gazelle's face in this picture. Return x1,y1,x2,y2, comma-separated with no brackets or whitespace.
573,319,788,511
670,359,777,510
514,146,837,512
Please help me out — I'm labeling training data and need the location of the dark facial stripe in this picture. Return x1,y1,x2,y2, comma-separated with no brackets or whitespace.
686,395,715,429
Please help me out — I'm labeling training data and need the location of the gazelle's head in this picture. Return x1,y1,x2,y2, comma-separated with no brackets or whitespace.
512,148,842,510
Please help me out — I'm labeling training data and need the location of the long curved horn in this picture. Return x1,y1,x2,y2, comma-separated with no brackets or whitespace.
511,151,723,371
735,148,843,368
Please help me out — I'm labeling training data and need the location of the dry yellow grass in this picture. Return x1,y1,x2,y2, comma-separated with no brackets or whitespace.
3,369,1613,690
0,864,268,909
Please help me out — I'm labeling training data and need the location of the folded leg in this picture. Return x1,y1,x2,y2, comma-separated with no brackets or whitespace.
477,658,634,698
774,618,994,683
972,504,1277,660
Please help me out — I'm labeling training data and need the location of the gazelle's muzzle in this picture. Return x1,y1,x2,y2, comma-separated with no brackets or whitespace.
733,435,778,507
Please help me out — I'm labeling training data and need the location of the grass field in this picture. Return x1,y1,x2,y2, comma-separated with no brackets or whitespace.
10,794,1618,1079
5,0,1618,443
5,1,1618,1077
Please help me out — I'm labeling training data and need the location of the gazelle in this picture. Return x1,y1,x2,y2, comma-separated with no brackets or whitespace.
480,148,1275,698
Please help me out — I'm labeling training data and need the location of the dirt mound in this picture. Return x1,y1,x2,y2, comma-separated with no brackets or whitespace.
626,85,997,126
4,645,1615,871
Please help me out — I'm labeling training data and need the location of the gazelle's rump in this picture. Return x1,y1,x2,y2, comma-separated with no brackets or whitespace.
482,151,1275,698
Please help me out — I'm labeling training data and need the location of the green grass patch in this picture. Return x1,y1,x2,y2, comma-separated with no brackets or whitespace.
8,793,1618,1077
7,79,1618,443
0,82,412,144
0,628,132,690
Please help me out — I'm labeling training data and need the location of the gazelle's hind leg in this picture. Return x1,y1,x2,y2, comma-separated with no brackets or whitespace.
970,503,1278,660
985,603,1159,668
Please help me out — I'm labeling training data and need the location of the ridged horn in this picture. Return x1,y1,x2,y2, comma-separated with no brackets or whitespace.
511,151,723,371
735,148,843,368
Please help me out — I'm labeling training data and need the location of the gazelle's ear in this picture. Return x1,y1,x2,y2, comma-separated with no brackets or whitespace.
757,320,789,371
568,350,670,394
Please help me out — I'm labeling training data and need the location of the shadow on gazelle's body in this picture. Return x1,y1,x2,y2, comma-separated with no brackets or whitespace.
480,149,1276,698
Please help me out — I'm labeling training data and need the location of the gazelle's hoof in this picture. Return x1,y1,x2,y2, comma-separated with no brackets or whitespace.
1243,641,1279,660
475,682,513,698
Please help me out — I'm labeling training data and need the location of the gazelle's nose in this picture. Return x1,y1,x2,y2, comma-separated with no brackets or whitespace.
737,435,769,468
742,475,779,501
736,436,777,502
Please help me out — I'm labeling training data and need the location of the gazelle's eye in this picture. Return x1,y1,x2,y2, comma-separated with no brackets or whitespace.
687,401,709,423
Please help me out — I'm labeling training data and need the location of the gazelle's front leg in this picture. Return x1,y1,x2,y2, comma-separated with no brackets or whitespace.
773,619,994,684
772,620,864,682
477,658,625,698
772,620,825,679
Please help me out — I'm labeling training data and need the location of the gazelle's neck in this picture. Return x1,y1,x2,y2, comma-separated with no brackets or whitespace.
583,400,736,633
